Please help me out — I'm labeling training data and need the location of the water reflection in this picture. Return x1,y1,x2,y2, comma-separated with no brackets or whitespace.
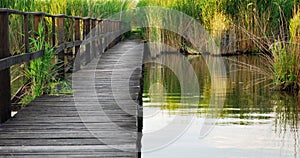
143,54,300,157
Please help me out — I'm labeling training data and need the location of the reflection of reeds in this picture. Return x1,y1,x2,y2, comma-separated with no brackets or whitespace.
273,92,300,158
143,54,300,146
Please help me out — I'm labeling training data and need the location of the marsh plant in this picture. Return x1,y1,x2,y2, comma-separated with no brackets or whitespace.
136,0,300,91
270,6,300,91
137,0,294,53
21,25,72,105
271,41,298,90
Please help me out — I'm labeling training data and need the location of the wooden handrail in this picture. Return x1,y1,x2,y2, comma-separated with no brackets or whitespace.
0,8,123,123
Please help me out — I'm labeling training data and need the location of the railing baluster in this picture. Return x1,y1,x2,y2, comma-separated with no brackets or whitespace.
34,13,43,36
57,15,65,79
74,17,81,71
98,19,103,55
104,20,108,51
0,10,11,123
83,17,91,64
51,16,56,47
24,14,29,53
91,18,96,58
68,17,74,72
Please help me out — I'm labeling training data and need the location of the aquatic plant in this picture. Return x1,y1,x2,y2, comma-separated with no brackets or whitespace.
271,41,298,91
268,4,300,91
290,6,300,86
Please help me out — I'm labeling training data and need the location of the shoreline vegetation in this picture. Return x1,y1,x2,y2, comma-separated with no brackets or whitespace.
136,0,300,92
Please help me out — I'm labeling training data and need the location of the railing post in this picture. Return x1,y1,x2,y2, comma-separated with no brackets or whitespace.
98,19,103,55
117,21,122,43
24,14,29,53
119,21,122,43
67,17,74,68
112,21,115,46
96,19,99,55
0,10,11,123
51,16,56,47
34,13,43,34
91,18,97,58
34,13,42,33
74,17,81,71
83,17,91,64
107,20,111,49
109,20,112,48
57,15,65,79
103,20,107,52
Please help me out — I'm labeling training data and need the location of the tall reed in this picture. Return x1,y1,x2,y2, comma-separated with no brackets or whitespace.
290,6,300,83
137,0,295,54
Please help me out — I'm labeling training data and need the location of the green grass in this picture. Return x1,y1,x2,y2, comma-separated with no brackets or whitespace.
20,24,65,105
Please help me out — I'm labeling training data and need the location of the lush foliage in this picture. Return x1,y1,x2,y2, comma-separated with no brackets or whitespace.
270,6,300,91
137,0,300,91
21,25,72,105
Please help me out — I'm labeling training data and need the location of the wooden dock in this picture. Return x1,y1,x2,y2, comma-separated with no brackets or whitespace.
0,41,144,157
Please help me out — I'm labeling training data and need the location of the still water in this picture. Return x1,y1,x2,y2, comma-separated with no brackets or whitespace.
142,54,299,158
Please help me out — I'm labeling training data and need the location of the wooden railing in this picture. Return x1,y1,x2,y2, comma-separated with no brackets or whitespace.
0,8,123,123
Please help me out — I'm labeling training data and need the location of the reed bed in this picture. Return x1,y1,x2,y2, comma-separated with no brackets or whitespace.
137,0,300,91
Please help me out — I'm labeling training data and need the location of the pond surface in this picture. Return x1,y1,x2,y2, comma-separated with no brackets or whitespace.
142,54,300,158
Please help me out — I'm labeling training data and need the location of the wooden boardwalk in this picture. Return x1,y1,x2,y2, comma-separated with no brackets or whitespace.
0,41,144,157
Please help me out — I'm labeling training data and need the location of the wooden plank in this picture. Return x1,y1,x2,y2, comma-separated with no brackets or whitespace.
0,11,11,123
